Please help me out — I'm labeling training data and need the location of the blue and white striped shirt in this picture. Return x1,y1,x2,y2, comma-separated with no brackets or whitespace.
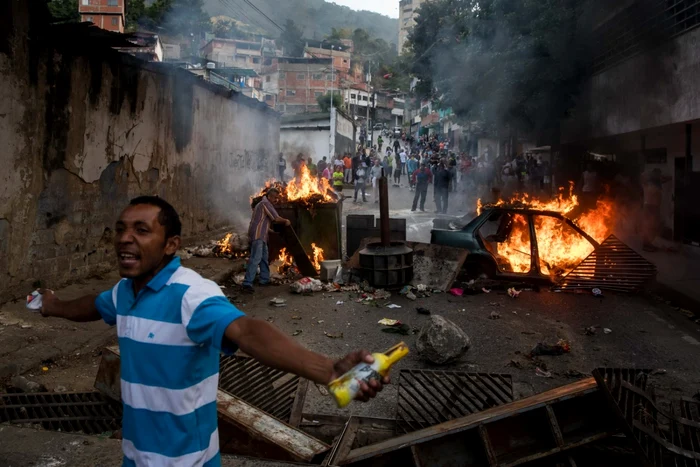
95,257,245,466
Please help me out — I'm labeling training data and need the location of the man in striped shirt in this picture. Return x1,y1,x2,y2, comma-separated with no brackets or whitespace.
40,196,387,467
243,188,290,293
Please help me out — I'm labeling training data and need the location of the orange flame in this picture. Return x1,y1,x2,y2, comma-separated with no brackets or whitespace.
478,183,614,278
286,165,334,203
310,243,325,272
214,233,248,258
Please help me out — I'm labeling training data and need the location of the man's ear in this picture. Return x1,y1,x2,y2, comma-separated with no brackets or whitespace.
165,235,181,256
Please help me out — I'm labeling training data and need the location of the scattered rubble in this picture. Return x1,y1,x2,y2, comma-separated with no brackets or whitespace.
489,311,501,320
529,339,571,357
9,375,47,393
416,315,471,365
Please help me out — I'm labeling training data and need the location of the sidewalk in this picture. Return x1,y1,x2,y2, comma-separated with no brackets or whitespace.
0,257,243,382
642,246,700,312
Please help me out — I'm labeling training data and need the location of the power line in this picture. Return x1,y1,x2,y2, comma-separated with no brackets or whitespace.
241,0,284,32
218,0,262,32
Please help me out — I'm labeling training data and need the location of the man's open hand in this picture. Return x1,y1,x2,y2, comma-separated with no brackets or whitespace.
330,350,389,402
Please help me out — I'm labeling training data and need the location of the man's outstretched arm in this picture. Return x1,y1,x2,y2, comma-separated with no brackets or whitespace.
40,290,102,322
224,316,387,401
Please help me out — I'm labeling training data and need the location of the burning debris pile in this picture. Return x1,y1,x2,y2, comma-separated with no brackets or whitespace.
179,233,249,260
252,165,338,211
275,243,325,275
477,183,614,278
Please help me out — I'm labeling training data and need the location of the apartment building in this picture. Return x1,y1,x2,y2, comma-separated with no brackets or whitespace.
262,57,341,114
78,0,125,33
398,0,427,54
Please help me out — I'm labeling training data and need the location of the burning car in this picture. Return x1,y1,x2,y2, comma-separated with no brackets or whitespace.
431,185,618,285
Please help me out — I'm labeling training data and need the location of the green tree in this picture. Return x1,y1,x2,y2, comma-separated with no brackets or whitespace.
125,0,147,32
212,19,250,39
277,19,304,57
317,92,343,113
47,0,80,22
407,0,589,137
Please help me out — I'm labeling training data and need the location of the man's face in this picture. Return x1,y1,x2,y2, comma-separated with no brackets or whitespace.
268,192,281,204
114,204,179,279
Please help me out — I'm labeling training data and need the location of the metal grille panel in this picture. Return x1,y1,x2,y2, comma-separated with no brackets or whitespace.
219,355,300,423
396,370,513,434
559,235,657,292
593,367,700,466
0,391,122,434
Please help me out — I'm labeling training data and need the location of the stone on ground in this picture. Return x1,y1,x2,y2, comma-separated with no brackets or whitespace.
416,315,471,364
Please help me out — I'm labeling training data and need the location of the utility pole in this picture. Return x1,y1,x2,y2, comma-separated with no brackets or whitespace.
366,61,371,147
330,46,335,112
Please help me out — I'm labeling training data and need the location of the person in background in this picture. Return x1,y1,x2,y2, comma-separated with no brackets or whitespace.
448,154,457,191
407,154,419,191
642,168,671,252
351,151,362,183
399,148,408,175
321,162,332,181
332,164,345,194
278,153,286,182
393,138,401,154
317,156,328,177
39,196,386,466
578,163,599,211
354,162,368,203
343,153,353,184
411,163,433,212
384,152,393,182
393,150,402,186
243,188,291,293
377,135,384,152
291,153,305,178
307,157,317,177
370,158,384,204
434,162,452,214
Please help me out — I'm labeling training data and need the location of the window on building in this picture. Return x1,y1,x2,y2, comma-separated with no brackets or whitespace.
266,75,271,82
287,89,296,96
279,72,286,79
315,91,323,97
312,73,323,80
253,57,260,64
108,0,118,6
350,93,356,100
82,0,89,5
263,58,272,66
362,96,368,101
297,73,305,80
111,17,118,25
265,95,273,101
326,73,333,80
343,59,348,64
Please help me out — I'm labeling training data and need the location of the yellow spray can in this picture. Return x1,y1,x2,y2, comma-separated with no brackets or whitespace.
328,342,409,408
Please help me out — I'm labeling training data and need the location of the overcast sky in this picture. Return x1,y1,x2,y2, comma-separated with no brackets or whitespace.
330,0,399,18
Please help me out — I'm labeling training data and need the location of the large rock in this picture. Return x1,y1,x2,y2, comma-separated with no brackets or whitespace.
416,315,471,364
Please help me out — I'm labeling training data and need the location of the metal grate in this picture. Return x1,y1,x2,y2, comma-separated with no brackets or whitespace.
593,368,700,466
0,391,122,434
559,235,657,292
219,355,302,423
396,370,513,434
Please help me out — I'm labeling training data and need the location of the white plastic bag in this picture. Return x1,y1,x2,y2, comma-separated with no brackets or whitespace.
290,277,323,294
26,290,43,312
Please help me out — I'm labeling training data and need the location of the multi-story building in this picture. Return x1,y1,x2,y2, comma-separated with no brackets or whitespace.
261,57,341,114
398,0,427,54
304,42,352,74
78,0,125,33
200,39,281,73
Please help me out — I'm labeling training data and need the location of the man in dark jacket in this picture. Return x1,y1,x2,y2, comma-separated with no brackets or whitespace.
434,162,452,214
411,163,433,212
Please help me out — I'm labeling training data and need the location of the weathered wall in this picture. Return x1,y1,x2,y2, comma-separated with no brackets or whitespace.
335,109,356,155
0,1,279,302
561,25,700,143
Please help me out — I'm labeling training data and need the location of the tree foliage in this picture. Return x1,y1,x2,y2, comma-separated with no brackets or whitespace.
317,91,344,113
47,0,80,22
407,0,591,136
277,19,305,57
212,19,251,40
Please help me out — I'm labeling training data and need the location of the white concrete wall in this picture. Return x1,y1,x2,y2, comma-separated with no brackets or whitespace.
280,128,331,163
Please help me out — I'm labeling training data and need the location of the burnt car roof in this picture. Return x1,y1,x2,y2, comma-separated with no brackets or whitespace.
480,205,570,218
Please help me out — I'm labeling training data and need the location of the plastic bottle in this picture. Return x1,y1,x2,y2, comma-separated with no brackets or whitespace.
328,342,409,408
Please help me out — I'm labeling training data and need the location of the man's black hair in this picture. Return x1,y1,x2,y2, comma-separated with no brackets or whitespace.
129,196,182,239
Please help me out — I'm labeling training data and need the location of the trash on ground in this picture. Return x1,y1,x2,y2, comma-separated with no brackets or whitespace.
449,288,464,296
336,300,344,305
378,318,400,326
535,367,552,378
585,326,596,335
232,273,246,285
406,291,417,301
592,288,603,297
416,307,431,315
529,339,571,357
381,323,411,335
290,277,323,294
292,330,302,336
604,328,612,334
386,304,402,309
416,284,428,292
508,287,521,298
482,288,491,294
324,331,344,339
651,368,667,375
317,319,324,324
564,369,586,378
399,285,412,295
26,290,43,311
269,297,287,307
489,311,501,320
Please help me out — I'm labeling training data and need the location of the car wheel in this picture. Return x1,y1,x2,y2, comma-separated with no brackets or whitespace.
464,259,497,279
